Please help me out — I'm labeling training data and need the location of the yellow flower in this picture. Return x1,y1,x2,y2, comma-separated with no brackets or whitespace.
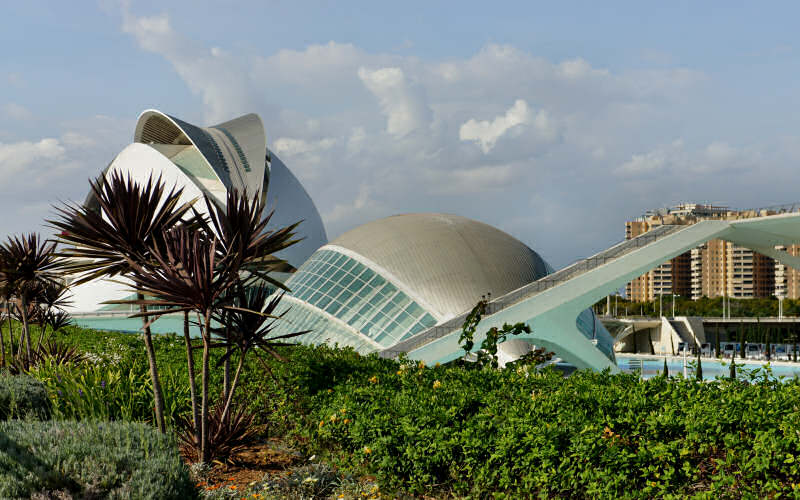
418,361,426,370
368,375,379,384
329,414,338,423
340,408,347,414
435,362,441,367
432,380,442,390
319,420,325,428
327,388,333,393
343,418,351,425
396,370,403,376
363,446,372,454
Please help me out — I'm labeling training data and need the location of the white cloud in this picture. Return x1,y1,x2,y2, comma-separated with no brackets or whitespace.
460,99,547,153
326,184,377,223
3,103,33,121
5,73,24,87
426,164,518,194
704,141,736,163
120,8,258,123
273,137,336,157
60,132,96,148
0,138,65,182
557,58,609,80
346,127,367,155
357,67,431,137
117,7,797,268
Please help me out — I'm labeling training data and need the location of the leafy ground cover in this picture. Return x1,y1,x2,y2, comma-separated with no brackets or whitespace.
0,373,50,420
6,321,800,498
0,420,195,499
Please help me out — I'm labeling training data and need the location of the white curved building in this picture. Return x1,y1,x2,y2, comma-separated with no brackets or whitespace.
70,109,327,315
265,213,615,364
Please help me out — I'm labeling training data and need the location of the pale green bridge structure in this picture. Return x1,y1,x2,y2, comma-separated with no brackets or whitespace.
381,212,800,372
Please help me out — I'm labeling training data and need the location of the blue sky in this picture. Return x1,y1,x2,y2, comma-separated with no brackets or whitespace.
1,1,800,268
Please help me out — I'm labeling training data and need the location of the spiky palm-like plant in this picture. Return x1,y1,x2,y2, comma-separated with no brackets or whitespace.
32,280,72,351
0,268,10,366
197,189,300,289
40,309,72,347
116,190,302,463
0,234,60,368
194,189,299,421
116,227,241,463
49,171,195,433
210,283,307,432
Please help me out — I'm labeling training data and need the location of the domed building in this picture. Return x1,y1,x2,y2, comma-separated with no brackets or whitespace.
266,213,615,367
69,109,326,320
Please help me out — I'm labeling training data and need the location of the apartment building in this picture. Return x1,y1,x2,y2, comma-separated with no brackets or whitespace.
626,203,781,301
775,245,800,299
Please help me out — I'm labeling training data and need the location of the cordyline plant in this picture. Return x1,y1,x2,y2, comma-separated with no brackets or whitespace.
111,189,302,463
49,170,196,433
0,265,11,366
32,280,72,351
0,234,61,369
210,284,308,433
191,189,299,421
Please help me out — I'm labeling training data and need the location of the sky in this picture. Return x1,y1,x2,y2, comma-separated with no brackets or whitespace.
1,1,800,269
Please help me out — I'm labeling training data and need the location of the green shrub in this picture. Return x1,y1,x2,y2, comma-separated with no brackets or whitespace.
0,373,51,420
0,420,197,499
29,358,190,427
307,364,800,498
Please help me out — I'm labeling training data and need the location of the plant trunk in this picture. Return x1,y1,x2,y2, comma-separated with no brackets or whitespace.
765,327,771,362
183,311,200,446
0,307,5,367
35,323,48,353
200,309,211,463
7,304,15,357
223,325,231,402
695,349,703,380
138,293,166,433
20,296,32,368
216,350,245,438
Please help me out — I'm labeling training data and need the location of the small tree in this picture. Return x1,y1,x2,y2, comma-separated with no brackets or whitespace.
459,298,543,369
663,357,669,377
729,356,736,380
51,172,195,432
116,190,300,463
739,321,746,359
765,325,772,362
695,347,703,380
0,234,61,369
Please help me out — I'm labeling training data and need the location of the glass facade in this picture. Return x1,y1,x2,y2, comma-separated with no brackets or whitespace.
272,299,382,353
270,249,437,350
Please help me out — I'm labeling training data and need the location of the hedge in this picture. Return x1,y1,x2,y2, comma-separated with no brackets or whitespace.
0,420,196,499
308,362,800,498
0,373,51,420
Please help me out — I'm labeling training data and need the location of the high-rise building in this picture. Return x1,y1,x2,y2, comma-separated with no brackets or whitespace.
775,245,800,299
625,203,781,302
